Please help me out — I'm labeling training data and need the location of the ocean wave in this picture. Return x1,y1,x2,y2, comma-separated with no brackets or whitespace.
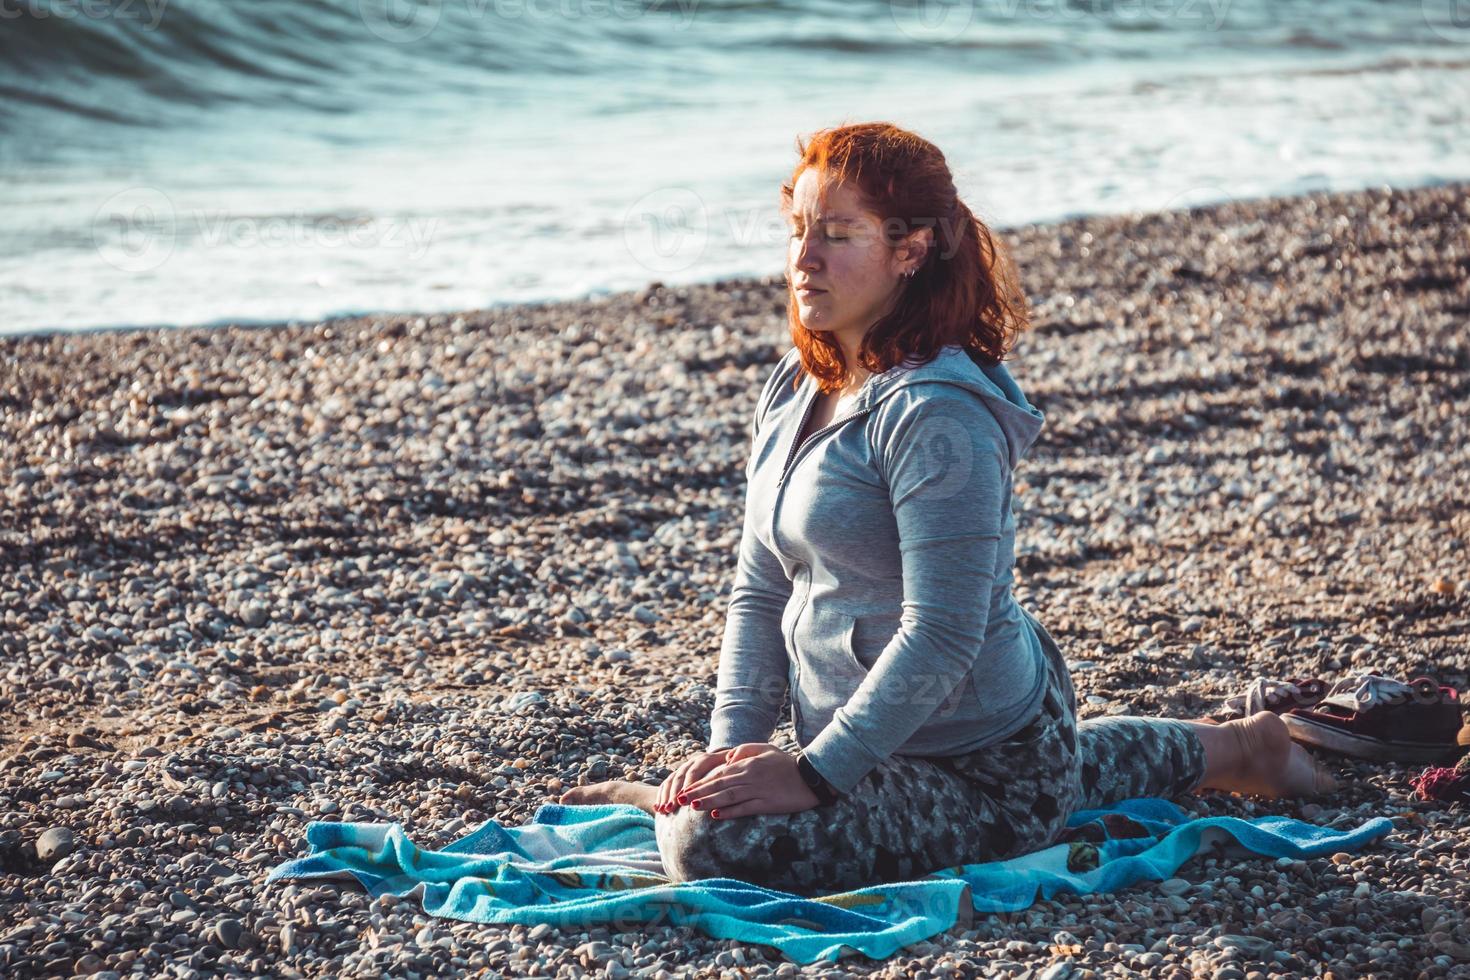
1,0,1453,138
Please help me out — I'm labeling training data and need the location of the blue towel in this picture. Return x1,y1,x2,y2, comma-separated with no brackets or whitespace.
267,798,1393,964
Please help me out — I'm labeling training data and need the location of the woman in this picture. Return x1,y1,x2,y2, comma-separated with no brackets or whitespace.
562,122,1338,896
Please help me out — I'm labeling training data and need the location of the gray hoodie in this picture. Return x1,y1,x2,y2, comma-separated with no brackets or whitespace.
709,343,1052,793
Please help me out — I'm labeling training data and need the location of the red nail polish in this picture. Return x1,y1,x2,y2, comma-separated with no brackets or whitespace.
676,795,688,805
711,809,721,819
691,800,702,810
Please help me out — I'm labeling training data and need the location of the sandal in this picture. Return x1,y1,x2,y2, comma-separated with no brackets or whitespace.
1281,674,1464,764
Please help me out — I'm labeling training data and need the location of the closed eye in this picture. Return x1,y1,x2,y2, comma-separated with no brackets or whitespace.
789,230,847,242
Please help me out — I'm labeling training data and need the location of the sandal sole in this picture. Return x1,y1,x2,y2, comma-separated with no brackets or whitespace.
1282,714,1460,764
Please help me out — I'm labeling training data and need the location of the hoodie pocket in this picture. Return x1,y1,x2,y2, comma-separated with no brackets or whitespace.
791,604,867,741
847,612,902,671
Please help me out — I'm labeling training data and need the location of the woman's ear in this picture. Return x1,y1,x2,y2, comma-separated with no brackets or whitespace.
900,225,934,271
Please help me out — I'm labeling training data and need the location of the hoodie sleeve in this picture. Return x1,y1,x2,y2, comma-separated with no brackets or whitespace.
707,354,796,752
800,383,1010,793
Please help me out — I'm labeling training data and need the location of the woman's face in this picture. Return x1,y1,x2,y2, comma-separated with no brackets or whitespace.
786,170,923,354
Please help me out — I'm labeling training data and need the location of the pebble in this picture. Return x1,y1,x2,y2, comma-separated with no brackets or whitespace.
214,918,243,949
240,601,269,628
35,827,75,863
504,691,548,711
1215,935,1275,958
1039,960,1075,980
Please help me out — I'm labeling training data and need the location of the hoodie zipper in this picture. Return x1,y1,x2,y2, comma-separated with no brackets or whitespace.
778,388,876,489
777,387,817,487
772,384,877,740
780,409,875,488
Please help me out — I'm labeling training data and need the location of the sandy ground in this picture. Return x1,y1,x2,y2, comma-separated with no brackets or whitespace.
1,180,1468,978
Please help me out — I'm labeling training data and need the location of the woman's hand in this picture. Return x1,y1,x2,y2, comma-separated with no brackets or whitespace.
673,744,820,819
655,749,731,815
656,743,779,814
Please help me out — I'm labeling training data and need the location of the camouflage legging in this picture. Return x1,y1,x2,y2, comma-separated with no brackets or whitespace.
656,609,1207,896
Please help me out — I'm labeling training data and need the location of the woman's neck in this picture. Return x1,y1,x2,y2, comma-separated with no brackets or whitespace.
840,366,871,397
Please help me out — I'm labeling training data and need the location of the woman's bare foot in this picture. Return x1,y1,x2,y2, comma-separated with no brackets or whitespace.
558,780,660,814
1193,711,1339,798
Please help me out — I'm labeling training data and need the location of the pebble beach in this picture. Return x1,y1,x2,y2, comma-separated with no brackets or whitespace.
2,180,1468,977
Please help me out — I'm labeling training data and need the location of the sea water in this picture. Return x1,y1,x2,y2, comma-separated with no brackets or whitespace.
1,0,1467,334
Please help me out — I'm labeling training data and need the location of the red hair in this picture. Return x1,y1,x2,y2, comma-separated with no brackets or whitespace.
779,122,1031,393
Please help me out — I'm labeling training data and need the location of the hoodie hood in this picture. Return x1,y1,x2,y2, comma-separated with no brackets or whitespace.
853,344,1046,468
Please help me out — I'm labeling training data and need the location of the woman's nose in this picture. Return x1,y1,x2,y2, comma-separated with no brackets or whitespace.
792,234,821,271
